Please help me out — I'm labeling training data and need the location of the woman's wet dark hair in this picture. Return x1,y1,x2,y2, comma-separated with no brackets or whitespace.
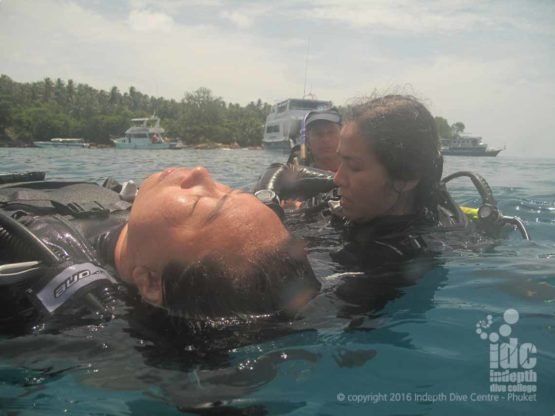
348,95,444,222
160,237,320,321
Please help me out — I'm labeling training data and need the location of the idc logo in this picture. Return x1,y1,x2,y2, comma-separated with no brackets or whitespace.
476,308,537,399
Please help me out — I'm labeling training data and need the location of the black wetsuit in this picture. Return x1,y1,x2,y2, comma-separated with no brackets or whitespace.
254,162,485,319
254,162,476,262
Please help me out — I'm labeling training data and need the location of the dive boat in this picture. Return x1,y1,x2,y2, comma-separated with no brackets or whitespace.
262,98,333,152
441,134,504,157
33,138,90,148
111,116,180,149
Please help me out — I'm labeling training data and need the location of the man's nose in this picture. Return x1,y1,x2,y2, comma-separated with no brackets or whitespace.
180,166,213,188
333,164,347,187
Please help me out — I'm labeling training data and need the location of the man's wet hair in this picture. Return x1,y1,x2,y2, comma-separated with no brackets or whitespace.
160,237,320,321
348,94,444,223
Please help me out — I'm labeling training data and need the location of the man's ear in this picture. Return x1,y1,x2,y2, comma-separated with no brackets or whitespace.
131,266,163,305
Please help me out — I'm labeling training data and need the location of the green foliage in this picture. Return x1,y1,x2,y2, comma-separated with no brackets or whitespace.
433,117,466,140
0,75,271,147
0,74,465,147
11,103,77,141
434,116,452,139
451,122,465,134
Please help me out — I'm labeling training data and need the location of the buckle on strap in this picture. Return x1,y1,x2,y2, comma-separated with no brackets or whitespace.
51,200,110,219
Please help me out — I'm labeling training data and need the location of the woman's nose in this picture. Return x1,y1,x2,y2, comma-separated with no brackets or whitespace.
180,166,213,189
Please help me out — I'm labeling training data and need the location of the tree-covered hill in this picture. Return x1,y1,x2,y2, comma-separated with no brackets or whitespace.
0,75,271,147
0,75,465,147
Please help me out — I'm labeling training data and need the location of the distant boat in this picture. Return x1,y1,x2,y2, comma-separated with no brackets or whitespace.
262,98,333,152
441,134,503,157
33,138,91,148
111,116,181,149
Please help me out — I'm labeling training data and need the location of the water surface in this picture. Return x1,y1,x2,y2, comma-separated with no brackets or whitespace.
1,148,554,415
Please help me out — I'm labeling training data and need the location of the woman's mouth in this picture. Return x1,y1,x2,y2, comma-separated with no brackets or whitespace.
341,196,352,207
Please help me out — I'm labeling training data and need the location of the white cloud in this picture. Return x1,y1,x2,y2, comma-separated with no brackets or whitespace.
299,0,554,36
0,0,296,102
299,0,486,33
128,9,175,33
220,10,253,29
219,5,273,30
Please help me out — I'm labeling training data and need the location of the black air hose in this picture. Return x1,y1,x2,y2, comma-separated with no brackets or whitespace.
441,171,496,205
0,210,59,265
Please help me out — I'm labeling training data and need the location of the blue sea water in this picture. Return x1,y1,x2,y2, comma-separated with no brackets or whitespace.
1,148,554,415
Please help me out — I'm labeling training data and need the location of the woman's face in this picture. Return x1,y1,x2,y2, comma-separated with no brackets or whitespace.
334,122,414,223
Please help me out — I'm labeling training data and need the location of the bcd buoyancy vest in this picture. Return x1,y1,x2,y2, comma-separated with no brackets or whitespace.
0,173,132,332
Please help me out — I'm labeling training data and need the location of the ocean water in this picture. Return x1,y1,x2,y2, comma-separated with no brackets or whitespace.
1,148,554,415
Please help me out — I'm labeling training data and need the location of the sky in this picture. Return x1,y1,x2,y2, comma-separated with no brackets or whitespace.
1,0,554,157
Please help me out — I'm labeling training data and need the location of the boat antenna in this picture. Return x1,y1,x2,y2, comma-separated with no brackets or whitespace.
303,39,310,98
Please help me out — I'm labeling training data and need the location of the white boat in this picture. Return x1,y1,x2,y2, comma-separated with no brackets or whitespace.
441,134,504,157
33,138,90,148
111,116,180,149
262,98,333,152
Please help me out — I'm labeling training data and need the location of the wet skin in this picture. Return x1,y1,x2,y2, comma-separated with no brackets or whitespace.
115,166,289,304
307,121,341,172
334,122,417,223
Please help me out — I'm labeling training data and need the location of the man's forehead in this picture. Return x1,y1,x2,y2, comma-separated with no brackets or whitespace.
204,190,251,224
309,121,340,131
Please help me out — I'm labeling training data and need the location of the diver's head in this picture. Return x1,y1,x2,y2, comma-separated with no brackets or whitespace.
160,237,319,320
334,95,443,223
115,166,320,317
304,107,342,172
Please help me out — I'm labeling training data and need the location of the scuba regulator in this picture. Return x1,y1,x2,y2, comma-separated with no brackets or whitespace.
441,171,530,240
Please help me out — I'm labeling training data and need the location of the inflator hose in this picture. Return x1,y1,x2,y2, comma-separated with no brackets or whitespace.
254,163,335,200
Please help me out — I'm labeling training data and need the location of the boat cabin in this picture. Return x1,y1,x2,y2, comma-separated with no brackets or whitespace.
263,98,333,150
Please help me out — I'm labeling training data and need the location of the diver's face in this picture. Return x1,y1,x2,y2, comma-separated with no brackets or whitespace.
307,121,341,162
127,167,288,273
334,122,409,223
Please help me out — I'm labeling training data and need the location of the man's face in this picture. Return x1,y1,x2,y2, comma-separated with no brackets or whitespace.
127,167,289,273
334,122,404,223
307,121,341,161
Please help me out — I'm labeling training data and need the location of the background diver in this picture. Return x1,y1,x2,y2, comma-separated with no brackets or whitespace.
287,106,342,172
